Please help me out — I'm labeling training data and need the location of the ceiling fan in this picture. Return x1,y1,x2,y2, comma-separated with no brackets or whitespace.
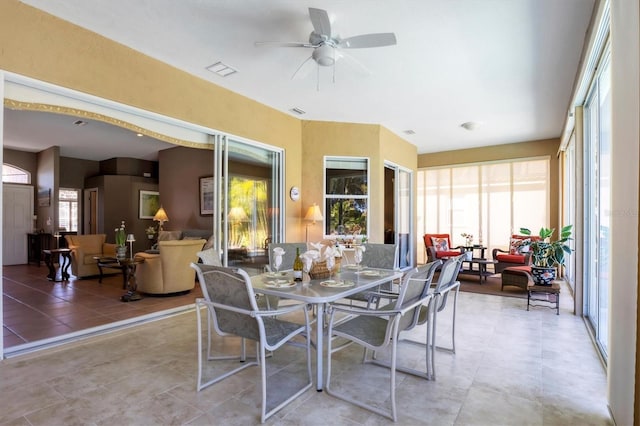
255,7,397,84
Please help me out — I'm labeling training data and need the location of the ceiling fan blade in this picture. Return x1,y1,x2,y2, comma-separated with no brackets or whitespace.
338,33,397,49
308,7,332,38
254,41,314,48
291,55,316,80
335,51,372,77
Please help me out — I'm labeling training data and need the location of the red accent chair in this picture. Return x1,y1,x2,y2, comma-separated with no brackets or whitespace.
492,234,540,274
423,234,463,262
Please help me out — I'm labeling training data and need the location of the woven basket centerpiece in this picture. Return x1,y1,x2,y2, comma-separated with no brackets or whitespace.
309,257,341,279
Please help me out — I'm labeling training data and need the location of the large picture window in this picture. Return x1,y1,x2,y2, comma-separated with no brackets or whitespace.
417,157,550,263
324,157,369,237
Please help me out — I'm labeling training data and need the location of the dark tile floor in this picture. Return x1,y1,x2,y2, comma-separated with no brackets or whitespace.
2,263,203,348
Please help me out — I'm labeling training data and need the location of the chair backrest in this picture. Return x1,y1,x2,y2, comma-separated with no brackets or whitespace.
158,239,206,284
433,254,465,311
362,243,398,269
192,263,261,341
423,234,451,249
508,234,541,255
268,243,308,271
392,262,439,332
402,260,442,329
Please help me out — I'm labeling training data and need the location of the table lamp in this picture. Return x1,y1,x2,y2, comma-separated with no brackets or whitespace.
126,234,136,259
153,206,169,231
304,203,324,242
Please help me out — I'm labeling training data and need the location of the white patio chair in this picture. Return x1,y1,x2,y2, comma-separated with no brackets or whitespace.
325,266,435,421
191,263,312,423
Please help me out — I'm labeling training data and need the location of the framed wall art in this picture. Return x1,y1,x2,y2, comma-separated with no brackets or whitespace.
139,190,160,219
200,176,214,215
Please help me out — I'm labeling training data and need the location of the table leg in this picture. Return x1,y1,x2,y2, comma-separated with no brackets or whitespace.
121,269,128,289
44,252,57,281
315,302,324,391
60,254,71,280
121,264,142,302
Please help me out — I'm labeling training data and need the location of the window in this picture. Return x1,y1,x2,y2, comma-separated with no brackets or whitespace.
324,157,369,237
58,189,79,232
2,164,30,183
417,157,550,264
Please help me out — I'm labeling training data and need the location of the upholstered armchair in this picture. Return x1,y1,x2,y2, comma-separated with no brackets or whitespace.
135,239,205,295
65,234,117,278
492,234,540,273
423,234,463,262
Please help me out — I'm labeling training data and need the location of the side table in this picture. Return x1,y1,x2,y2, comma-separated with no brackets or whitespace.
42,248,72,281
527,280,561,315
95,256,145,302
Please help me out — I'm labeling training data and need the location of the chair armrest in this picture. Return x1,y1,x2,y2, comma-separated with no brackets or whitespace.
492,247,509,259
256,302,308,317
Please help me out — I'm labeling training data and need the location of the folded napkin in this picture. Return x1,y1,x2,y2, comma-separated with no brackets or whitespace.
272,247,285,271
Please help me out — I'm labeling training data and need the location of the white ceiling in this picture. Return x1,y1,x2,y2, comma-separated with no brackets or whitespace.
10,0,595,160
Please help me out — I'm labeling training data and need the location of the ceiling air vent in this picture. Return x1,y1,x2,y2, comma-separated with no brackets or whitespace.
206,62,237,77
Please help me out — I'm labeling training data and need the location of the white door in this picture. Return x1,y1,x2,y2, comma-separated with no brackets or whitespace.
3,184,33,265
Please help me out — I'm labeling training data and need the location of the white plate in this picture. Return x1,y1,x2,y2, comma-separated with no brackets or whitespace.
357,270,383,277
320,280,355,288
264,272,289,279
264,280,296,289
344,264,363,270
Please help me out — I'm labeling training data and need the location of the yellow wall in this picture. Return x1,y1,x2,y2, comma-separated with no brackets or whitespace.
417,138,561,232
0,0,304,235
1,1,420,243
301,121,416,243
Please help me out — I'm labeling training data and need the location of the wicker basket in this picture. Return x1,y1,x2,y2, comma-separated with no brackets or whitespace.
309,257,341,280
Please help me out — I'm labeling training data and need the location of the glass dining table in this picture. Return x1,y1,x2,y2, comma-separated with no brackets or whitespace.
251,266,403,391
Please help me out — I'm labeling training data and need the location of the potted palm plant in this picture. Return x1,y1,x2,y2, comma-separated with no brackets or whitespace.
519,225,573,285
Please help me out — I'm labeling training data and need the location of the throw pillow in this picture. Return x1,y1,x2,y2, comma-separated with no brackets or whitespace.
430,237,449,252
509,237,531,255
157,230,182,241
197,248,222,266
203,234,215,250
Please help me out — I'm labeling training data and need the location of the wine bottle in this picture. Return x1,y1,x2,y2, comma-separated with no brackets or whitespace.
293,247,303,281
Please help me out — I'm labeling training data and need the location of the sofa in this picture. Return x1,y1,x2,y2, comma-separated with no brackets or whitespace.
150,229,214,251
134,239,206,295
65,234,118,278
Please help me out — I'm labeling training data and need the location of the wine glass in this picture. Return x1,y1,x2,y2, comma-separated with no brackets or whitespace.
272,247,285,275
354,246,364,270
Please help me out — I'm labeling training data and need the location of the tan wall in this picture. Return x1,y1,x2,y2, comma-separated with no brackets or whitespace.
417,138,561,232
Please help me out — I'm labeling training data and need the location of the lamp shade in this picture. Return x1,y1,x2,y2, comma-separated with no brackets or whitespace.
228,206,248,222
126,233,136,242
304,203,324,223
153,206,169,223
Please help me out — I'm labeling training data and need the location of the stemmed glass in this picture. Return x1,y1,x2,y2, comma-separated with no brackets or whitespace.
272,247,285,276
354,246,364,270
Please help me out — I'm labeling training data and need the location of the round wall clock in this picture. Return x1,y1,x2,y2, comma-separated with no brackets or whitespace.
289,186,300,201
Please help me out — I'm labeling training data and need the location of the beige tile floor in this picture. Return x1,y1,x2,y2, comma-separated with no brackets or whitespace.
0,282,613,425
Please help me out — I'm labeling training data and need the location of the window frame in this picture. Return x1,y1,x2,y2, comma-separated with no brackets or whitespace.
323,156,370,238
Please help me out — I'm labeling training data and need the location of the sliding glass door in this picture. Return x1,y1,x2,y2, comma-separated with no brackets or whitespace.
218,136,283,272
584,52,611,357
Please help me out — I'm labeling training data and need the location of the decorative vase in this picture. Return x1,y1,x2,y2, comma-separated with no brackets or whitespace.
531,266,556,286
116,245,127,260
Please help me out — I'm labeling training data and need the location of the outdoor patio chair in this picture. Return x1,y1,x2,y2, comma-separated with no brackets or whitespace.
325,265,435,421
191,263,312,423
